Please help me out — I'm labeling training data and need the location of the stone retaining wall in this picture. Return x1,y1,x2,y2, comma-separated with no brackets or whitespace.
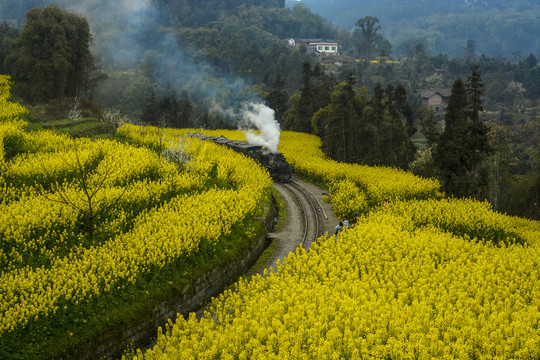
52,198,276,360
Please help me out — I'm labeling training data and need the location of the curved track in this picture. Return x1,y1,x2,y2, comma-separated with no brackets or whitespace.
282,180,327,249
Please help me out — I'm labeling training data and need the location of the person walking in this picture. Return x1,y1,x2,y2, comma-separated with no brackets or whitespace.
335,221,343,239
343,216,349,228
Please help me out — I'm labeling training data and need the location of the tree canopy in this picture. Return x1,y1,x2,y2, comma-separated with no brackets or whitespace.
5,4,94,102
286,0,540,57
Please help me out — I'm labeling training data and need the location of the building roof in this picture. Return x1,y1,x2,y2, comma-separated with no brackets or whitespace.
415,88,452,99
292,38,337,45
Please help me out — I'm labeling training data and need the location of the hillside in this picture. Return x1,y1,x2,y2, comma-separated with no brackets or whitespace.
1,1,539,220
286,0,540,57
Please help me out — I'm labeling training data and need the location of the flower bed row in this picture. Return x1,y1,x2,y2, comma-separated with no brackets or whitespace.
1,118,272,359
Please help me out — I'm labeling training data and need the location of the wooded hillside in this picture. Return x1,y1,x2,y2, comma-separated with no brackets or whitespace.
287,0,540,57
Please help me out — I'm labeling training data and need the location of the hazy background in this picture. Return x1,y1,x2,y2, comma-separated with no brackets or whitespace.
3,0,539,59
285,0,540,57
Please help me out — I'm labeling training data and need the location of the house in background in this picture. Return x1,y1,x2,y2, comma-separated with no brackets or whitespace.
288,38,339,55
415,89,452,113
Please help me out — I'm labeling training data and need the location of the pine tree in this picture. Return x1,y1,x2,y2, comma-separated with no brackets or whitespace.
284,62,335,133
284,62,312,132
322,82,357,162
266,74,289,125
434,65,491,198
141,91,159,125
418,106,440,147
434,77,469,197
466,64,491,175
465,64,491,199
359,83,386,165
386,84,417,168
177,90,194,128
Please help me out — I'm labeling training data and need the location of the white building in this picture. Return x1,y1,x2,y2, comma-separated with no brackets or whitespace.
310,42,338,54
289,38,339,55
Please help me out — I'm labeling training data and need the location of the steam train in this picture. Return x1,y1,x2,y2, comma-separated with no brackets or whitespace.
187,133,293,183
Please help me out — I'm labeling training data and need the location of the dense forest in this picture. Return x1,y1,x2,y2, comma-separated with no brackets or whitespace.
0,0,539,219
286,0,540,57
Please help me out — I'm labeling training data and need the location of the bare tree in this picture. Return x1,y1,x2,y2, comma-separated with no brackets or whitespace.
100,107,128,136
67,96,82,132
162,140,191,171
45,143,126,241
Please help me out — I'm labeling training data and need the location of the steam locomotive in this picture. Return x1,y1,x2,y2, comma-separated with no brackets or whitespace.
187,133,293,183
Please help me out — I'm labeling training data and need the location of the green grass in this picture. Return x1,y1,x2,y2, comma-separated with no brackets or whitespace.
273,188,287,233
26,117,110,138
247,239,279,276
240,189,287,277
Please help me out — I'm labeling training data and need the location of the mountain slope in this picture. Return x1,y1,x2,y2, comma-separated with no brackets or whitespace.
286,0,540,57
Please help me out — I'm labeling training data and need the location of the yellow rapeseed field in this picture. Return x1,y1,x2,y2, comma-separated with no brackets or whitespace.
138,199,540,359
128,130,539,360
278,131,442,208
3,77,540,359
0,75,28,123
1,118,272,336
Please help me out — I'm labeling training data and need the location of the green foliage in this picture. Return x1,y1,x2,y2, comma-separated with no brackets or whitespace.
434,78,469,197
352,16,391,59
5,4,94,103
284,62,335,133
418,106,439,148
292,74,416,170
141,89,194,128
321,82,356,162
0,22,19,75
290,0,540,57
265,74,289,124
434,66,492,199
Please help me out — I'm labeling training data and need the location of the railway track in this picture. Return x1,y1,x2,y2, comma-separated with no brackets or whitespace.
282,180,328,248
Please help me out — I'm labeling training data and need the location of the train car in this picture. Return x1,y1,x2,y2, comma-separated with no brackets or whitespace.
187,133,293,183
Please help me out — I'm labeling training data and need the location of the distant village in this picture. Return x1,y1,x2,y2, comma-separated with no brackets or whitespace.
288,38,451,113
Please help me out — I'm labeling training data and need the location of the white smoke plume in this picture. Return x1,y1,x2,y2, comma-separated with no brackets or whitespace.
241,103,281,152
63,0,156,67
26,0,281,143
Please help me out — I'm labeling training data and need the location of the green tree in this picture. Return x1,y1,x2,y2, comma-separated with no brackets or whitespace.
177,90,194,128
434,65,491,198
284,62,335,133
434,77,469,197
465,64,491,199
321,81,358,162
466,64,491,175
0,22,19,75
525,65,540,99
418,106,440,147
353,16,391,59
159,89,182,127
266,74,289,125
5,5,94,102
81,54,108,99
284,62,313,132
465,39,477,60
141,91,159,124
389,84,417,167
353,16,380,60
486,124,512,211
362,84,385,163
